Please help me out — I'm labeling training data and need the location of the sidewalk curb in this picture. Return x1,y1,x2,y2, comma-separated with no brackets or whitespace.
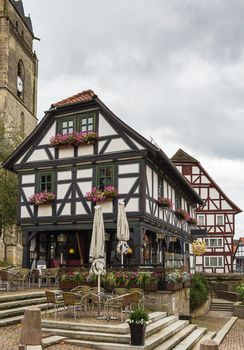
213,316,238,345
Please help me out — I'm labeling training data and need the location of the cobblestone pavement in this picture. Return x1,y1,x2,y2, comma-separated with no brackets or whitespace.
220,319,244,350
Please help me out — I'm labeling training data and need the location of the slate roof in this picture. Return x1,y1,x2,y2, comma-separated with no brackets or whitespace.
10,0,33,34
53,90,96,107
171,148,198,163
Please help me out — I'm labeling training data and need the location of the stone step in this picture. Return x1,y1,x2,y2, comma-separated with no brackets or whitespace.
63,320,189,350
0,291,45,303
42,311,167,335
154,324,197,350
0,305,61,327
42,335,67,348
0,297,47,311
192,331,216,350
0,302,62,319
172,327,207,350
42,315,179,344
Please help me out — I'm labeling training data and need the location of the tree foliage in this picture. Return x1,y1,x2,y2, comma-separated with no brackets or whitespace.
190,273,209,312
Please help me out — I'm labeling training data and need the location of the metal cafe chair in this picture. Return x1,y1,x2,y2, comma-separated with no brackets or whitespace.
63,292,88,320
105,293,133,322
45,291,63,318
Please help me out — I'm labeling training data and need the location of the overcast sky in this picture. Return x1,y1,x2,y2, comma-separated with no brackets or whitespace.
24,0,244,237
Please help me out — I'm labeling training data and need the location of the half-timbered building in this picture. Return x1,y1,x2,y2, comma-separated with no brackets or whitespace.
171,149,242,273
233,238,244,273
3,91,203,269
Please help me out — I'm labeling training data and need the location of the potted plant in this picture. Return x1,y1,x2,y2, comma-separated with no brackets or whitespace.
29,191,56,205
165,270,182,291
158,197,172,208
181,271,191,287
59,272,79,290
127,308,149,346
187,217,197,226
174,208,189,221
85,186,118,203
101,271,116,291
49,131,98,146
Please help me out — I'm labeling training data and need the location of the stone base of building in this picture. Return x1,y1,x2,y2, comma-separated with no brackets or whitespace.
144,287,190,316
5,244,23,266
233,302,244,318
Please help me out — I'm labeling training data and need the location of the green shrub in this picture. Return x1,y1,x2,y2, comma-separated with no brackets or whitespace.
190,273,209,312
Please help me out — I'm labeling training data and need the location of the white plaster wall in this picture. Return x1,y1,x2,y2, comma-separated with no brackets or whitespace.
127,135,145,150
125,198,139,212
16,149,29,164
23,187,35,199
200,188,208,198
21,206,31,218
201,176,210,183
207,215,214,225
118,177,138,194
99,114,117,136
38,123,56,145
59,147,74,159
28,149,49,162
58,171,72,181
192,166,200,174
59,203,71,216
105,138,131,153
146,166,152,197
76,201,91,215
57,183,71,199
98,140,106,153
77,144,94,156
118,163,139,174
209,188,219,198
22,174,35,184
77,181,92,197
153,171,158,199
146,199,151,214
222,201,232,210
77,168,93,178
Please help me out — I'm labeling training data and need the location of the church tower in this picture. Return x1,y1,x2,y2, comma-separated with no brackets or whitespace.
0,0,38,139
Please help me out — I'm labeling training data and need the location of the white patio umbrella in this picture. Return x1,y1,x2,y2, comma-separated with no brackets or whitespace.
116,202,130,267
89,206,106,301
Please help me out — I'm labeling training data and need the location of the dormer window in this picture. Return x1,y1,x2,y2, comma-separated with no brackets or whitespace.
57,112,96,135
79,113,95,132
59,118,74,135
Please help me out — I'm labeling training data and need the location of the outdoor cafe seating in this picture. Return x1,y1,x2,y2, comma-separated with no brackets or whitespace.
63,292,89,320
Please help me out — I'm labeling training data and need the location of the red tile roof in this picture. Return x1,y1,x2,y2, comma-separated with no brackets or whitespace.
53,90,96,107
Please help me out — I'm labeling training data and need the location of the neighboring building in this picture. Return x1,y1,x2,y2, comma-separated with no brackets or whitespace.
0,0,38,138
172,149,242,273
3,90,202,268
233,238,244,273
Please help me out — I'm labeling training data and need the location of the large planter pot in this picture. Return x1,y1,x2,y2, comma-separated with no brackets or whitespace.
129,324,146,346
165,282,182,291
59,280,78,291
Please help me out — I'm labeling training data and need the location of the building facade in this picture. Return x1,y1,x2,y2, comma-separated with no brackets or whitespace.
0,0,38,138
3,90,202,269
172,149,242,273
233,238,244,273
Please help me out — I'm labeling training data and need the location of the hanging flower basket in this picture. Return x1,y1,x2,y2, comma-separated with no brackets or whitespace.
85,186,118,203
50,131,98,146
187,217,197,226
174,209,189,221
158,197,172,208
29,191,56,205
192,240,206,256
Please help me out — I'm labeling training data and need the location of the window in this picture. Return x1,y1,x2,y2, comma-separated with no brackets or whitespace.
17,60,25,99
158,178,164,197
38,173,53,192
205,238,223,247
79,113,95,132
205,256,223,267
97,166,113,189
198,215,205,225
217,215,224,226
20,112,25,137
59,118,74,135
182,165,192,176
175,193,181,209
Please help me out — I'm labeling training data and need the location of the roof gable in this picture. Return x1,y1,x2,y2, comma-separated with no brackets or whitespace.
10,0,33,34
53,89,96,107
171,148,198,163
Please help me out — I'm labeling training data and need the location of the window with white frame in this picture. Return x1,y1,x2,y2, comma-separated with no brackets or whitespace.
217,215,224,226
205,256,223,267
197,215,205,225
205,238,223,247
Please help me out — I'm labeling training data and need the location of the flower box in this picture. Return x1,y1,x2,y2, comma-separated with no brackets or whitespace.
158,197,172,208
165,282,182,291
50,131,98,147
85,186,118,203
174,209,189,221
59,280,79,291
29,191,56,206
187,217,197,226
183,280,191,288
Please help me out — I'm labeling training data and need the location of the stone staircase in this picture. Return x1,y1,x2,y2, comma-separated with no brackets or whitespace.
0,291,60,326
210,300,234,312
42,312,215,349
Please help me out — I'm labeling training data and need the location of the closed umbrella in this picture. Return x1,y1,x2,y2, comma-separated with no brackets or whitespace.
89,206,106,302
116,202,130,267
